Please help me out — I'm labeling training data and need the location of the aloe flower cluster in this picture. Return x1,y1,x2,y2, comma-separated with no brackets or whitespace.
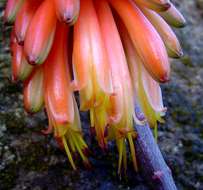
4,0,185,173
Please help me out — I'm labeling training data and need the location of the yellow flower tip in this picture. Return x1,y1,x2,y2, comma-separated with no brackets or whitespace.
62,136,77,170
127,134,138,171
62,127,90,169
25,54,38,66
117,138,127,175
134,0,170,12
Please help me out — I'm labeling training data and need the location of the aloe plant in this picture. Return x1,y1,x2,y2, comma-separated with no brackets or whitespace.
4,0,185,181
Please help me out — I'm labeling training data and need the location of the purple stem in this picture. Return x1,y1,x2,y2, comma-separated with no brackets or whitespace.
134,107,177,190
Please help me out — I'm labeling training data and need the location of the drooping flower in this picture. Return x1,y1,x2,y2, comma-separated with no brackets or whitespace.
133,0,170,12
95,0,142,172
141,7,183,58
14,0,42,45
23,66,44,113
10,28,33,82
43,22,90,169
24,0,57,64
119,22,167,140
4,0,24,24
4,0,185,173
53,0,80,25
159,2,186,28
108,0,170,83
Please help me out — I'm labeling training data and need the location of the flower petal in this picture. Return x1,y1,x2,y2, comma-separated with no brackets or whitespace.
134,0,170,12
159,2,186,28
11,40,33,82
142,8,183,58
121,28,166,129
14,0,42,45
72,0,112,94
54,0,80,25
4,0,24,23
109,0,170,83
24,0,57,64
23,66,44,113
44,23,74,128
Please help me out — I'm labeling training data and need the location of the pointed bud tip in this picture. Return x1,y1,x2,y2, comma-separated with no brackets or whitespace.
163,3,171,11
178,19,187,28
175,49,184,58
160,74,170,83
136,112,146,121
16,36,24,46
26,55,38,65
62,13,76,25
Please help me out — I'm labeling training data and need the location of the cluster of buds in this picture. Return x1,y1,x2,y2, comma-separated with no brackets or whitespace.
4,0,185,173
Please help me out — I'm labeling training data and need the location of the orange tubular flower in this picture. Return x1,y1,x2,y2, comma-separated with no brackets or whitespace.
141,8,183,58
95,0,142,172
134,0,170,12
72,0,112,95
11,37,33,82
108,0,170,83
44,22,89,169
24,0,57,65
14,0,42,45
118,21,166,140
23,67,44,113
159,2,186,28
5,0,186,172
44,23,74,132
54,0,80,25
73,0,111,93
4,0,24,23
72,0,113,146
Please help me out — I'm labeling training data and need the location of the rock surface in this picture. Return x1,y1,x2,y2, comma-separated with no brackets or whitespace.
0,0,203,190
